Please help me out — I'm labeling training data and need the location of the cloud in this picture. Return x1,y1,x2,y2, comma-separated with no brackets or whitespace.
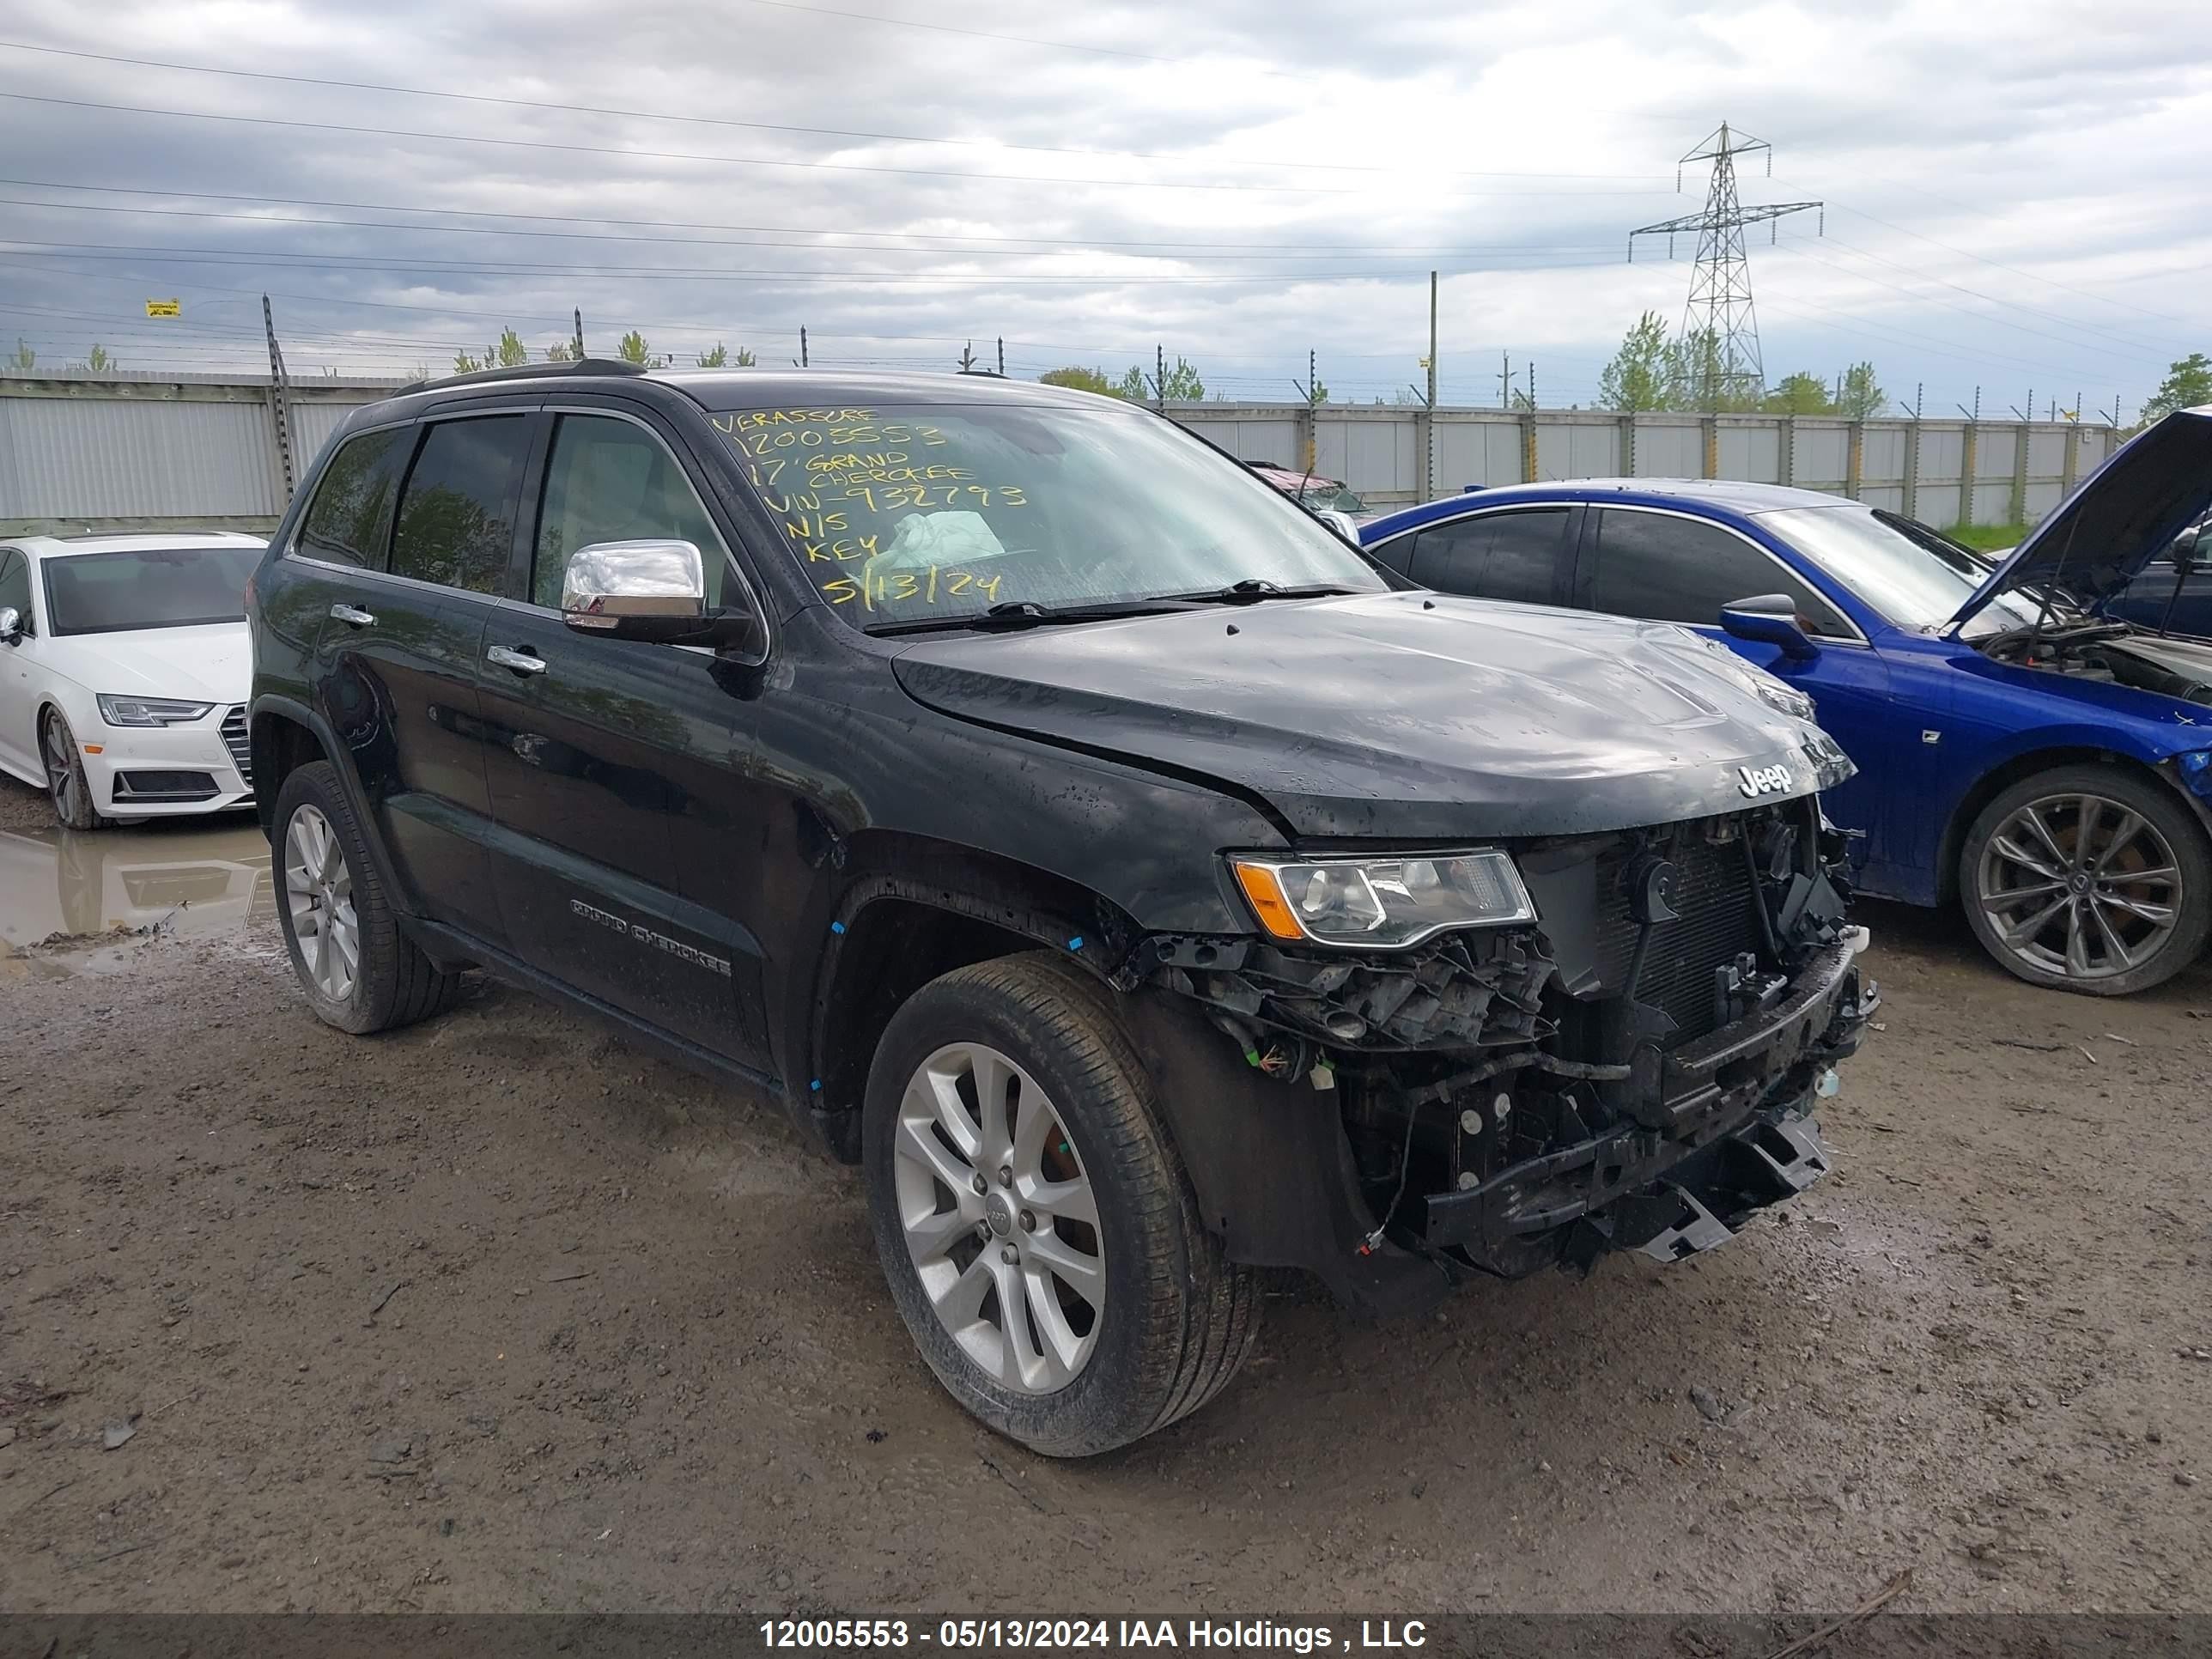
0,0,2204,412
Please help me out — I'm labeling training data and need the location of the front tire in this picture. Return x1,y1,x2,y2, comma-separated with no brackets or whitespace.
863,953,1258,1456
272,760,463,1033
1960,763,2212,995
43,709,106,830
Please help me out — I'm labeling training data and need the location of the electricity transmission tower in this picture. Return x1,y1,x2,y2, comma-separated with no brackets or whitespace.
1630,124,1820,408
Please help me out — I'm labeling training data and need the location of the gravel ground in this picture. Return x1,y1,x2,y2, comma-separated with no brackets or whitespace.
3,771,2209,1616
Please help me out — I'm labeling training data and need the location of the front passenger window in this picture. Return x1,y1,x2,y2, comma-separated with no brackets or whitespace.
532,416,733,610
1589,508,1849,637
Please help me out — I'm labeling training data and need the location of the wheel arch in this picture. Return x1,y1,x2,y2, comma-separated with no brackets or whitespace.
249,700,331,839
1938,742,2212,907
799,835,1139,1163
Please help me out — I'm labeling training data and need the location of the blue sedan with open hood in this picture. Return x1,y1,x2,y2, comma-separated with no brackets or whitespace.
1361,408,2212,995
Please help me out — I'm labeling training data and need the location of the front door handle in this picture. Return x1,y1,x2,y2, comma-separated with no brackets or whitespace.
329,603,377,627
486,644,549,676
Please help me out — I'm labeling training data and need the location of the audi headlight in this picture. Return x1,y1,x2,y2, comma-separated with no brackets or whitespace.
1231,850,1535,949
96,694,216,727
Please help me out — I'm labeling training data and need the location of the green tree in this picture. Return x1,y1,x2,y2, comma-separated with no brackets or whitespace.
1598,311,1672,411
7,337,34,371
694,343,757,368
1158,356,1205,401
544,338,578,362
1309,377,1330,404
1112,357,1206,402
493,326,529,368
1039,366,1121,397
2144,353,2212,422
84,343,114,373
617,330,659,368
1674,327,1770,411
1835,362,1887,420
1762,371,1834,415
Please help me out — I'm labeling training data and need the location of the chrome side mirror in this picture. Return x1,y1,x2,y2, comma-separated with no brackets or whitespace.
0,605,21,645
562,539,707,632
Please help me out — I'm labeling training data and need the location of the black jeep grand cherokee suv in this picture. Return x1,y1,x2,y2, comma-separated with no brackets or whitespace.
246,361,1875,1455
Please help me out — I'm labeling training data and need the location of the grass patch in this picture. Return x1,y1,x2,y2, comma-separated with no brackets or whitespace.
1942,522,2027,553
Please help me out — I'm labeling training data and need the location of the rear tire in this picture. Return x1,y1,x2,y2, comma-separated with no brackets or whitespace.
272,759,463,1033
1960,763,2212,996
43,709,107,831
862,952,1258,1456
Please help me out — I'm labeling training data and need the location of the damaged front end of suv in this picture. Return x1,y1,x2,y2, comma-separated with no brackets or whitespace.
1112,763,1875,1316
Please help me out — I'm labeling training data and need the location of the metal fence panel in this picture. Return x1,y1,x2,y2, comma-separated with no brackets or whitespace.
1971,482,2014,523
1,375,2138,537
1862,426,1907,482
1634,422,1701,477
0,394,278,520
1719,423,1780,483
1794,426,1849,486
1917,483,1965,528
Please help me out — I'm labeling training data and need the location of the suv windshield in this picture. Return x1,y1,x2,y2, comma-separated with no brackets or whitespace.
43,544,262,635
1756,505,2042,636
712,401,1383,627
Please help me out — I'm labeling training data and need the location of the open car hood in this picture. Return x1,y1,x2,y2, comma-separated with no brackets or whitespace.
1951,407,2212,630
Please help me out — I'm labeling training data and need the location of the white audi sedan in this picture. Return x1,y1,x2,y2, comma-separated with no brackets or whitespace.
0,532,264,828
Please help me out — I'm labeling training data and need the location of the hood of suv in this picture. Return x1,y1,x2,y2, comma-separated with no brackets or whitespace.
890,592,1838,840
1952,407,2212,630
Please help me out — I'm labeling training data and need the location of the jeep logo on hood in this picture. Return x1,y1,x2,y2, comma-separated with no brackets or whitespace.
1738,763,1794,798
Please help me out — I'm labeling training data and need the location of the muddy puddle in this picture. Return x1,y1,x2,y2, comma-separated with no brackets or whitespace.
0,816,273,979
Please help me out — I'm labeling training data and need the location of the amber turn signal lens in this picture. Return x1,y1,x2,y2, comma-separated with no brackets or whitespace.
1232,861,1305,942
82,744,103,755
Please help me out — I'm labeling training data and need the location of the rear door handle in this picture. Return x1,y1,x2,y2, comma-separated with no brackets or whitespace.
329,603,377,627
486,644,548,676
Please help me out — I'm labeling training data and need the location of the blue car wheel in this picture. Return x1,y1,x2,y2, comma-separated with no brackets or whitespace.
1961,764,2212,995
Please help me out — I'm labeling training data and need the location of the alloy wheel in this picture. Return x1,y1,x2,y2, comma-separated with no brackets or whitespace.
284,804,362,1000
42,714,78,822
1977,792,2184,981
892,1042,1106,1395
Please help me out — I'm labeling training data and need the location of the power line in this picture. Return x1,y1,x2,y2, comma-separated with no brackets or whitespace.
0,92,1670,200
0,239,1620,284
0,176,1632,254
0,191,1626,264
1773,238,2171,372
0,40,1667,184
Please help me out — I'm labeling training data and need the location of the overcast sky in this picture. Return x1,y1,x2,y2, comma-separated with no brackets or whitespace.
0,0,2204,414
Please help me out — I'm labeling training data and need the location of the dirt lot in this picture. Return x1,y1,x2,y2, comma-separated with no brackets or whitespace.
3,769,2209,1617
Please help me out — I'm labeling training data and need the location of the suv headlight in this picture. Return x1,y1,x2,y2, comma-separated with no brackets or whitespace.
1231,850,1536,948
96,694,216,727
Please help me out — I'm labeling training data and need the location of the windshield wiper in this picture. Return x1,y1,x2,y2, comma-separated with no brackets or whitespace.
862,598,1197,636
1155,579,1365,605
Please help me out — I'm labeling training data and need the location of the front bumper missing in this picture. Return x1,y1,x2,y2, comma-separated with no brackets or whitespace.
1422,942,1874,1275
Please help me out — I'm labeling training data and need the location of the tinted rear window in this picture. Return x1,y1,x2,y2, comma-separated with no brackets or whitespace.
297,426,411,568
43,546,262,635
391,416,531,594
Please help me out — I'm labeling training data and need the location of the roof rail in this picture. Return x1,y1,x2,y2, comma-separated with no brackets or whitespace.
393,357,648,396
